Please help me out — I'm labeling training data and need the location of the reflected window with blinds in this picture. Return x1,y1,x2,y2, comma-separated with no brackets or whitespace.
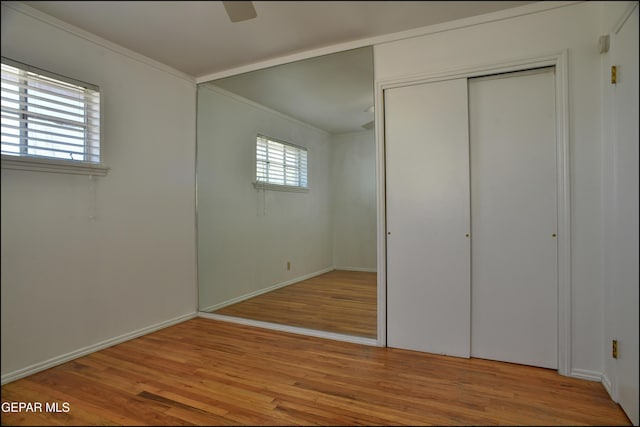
1,58,101,166
254,134,308,192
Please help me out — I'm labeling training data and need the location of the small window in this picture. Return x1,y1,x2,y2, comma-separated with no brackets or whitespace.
255,134,308,191
1,57,105,174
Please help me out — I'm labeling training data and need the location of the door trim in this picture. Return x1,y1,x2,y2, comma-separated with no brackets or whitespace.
375,50,572,376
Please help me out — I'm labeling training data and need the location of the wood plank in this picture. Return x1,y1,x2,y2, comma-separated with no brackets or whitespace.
213,270,377,338
1,318,630,426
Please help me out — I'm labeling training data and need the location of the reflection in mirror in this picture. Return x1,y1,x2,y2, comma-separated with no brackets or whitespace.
197,46,376,339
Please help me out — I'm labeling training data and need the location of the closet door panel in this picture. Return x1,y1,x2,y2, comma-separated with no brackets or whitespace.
385,79,470,357
469,68,558,369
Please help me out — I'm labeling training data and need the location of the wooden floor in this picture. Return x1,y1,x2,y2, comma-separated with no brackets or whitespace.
213,270,377,338
1,318,630,426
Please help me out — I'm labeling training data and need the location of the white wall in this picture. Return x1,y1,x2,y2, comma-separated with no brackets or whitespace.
197,86,333,311
374,1,608,377
331,130,377,271
0,4,197,381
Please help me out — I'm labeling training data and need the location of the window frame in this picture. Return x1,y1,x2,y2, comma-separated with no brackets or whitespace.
253,134,308,193
1,57,108,176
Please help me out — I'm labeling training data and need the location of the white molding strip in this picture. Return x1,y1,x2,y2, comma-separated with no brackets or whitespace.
374,64,387,347
198,312,378,347
570,368,603,382
253,182,309,193
602,373,617,401
376,51,567,90
199,85,330,136
200,266,335,313
1,156,109,176
3,1,195,84
613,1,639,34
334,266,377,273
555,50,572,378
196,1,580,83
0,312,197,385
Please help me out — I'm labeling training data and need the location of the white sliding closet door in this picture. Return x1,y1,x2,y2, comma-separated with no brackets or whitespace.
469,67,558,369
385,79,471,357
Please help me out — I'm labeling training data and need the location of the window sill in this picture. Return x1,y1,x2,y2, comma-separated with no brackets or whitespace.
1,156,109,176
253,182,308,193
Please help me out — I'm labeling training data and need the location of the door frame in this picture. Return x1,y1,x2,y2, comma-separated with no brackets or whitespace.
374,50,572,376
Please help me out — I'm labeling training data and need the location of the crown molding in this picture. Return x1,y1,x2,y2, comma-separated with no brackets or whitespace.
3,1,195,84
196,1,582,83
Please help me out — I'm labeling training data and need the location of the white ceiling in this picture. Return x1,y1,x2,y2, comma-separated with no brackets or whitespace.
22,1,534,79
207,46,374,134
19,1,534,134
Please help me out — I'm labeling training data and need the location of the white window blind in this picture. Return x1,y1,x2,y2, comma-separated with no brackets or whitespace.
1,58,101,165
255,134,308,190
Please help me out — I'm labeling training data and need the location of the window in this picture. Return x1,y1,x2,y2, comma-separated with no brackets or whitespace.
255,134,308,191
1,57,106,175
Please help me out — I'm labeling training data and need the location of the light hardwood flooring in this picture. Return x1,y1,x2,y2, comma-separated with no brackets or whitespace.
213,270,377,338
0,317,630,426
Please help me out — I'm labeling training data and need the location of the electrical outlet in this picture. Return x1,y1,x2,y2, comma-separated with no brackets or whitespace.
612,340,618,359
287,261,291,271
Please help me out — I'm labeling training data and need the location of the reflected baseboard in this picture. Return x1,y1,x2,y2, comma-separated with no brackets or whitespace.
200,265,376,313
334,266,377,273
198,311,379,347
200,266,334,313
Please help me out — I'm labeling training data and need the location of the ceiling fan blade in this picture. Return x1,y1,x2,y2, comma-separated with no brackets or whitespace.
222,1,257,23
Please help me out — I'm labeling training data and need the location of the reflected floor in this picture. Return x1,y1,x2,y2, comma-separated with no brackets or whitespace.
212,270,377,338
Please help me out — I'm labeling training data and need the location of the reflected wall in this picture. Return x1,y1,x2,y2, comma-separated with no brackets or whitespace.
196,47,376,337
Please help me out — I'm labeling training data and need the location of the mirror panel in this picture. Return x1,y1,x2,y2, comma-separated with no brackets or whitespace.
196,46,376,338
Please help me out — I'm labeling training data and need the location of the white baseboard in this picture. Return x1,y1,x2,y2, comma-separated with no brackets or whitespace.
0,312,197,385
601,373,617,401
334,266,377,273
199,312,378,347
200,266,335,313
570,368,603,382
